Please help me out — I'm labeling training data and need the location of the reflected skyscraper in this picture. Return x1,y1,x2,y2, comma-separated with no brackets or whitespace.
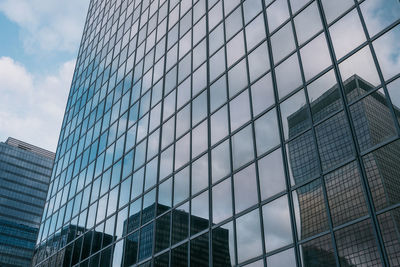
0,138,54,266
32,224,115,266
34,0,400,266
121,203,230,266
288,75,400,266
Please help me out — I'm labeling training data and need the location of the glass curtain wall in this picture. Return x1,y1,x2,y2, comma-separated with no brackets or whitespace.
33,0,400,266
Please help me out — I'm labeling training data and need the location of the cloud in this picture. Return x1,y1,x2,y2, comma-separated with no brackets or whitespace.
0,0,89,53
0,56,74,151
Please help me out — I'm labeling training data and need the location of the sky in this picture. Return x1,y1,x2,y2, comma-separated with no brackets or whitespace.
0,0,90,152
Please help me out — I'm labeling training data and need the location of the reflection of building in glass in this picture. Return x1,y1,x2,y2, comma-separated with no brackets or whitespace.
288,75,400,265
32,224,114,266
122,203,230,266
0,138,53,266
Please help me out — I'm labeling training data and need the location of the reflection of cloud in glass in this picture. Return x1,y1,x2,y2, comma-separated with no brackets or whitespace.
258,148,286,200
329,9,366,59
373,25,400,81
236,209,263,263
361,0,400,37
212,178,232,224
267,247,296,267
234,164,258,213
211,140,230,183
262,195,293,252
267,0,289,32
339,46,380,87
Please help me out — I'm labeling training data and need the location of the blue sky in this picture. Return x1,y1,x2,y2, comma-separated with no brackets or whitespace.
0,0,90,151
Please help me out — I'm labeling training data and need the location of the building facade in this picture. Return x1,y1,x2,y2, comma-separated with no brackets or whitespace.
33,0,400,266
0,138,54,266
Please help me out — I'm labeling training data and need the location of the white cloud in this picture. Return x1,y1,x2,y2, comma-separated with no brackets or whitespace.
0,56,74,151
0,0,89,53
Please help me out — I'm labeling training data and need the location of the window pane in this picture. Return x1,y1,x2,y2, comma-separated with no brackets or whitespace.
192,120,208,157
267,0,290,32
190,233,209,265
213,221,235,266
258,148,286,200
350,90,397,152
301,234,336,266
373,25,400,81
292,179,329,240
191,191,209,235
232,125,254,170
234,164,258,213
210,75,228,112
275,54,303,99
212,178,233,224
321,0,354,24
251,73,275,116
315,111,355,171
236,209,263,263
248,42,270,82
294,2,322,45
155,213,170,253
263,195,293,252
335,219,381,266
227,31,245,67
228,59,248,97
174,167,190,205
254,108,280,155
245,14,266,50
329,9,366,59
158,177,172,212
307,70,342,123
361,0,400,37
363,140,400,211
339,47,380,101
230,90,251,131
211,106,229,145
266,248,296,267
286,130,319,185
171,242,188,266
172,203,189,244
192,154,209,195
271,22,295,64
377,208,400,266
300,34,331,81
210,47,226,82
243,0,262,24
280,89,310,140
175,133,190,170
225,6,243,40
324,161,368,226
212,140,231,183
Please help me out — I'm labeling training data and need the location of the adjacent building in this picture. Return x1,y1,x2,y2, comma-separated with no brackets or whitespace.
0,138,54,266
33,0,400,266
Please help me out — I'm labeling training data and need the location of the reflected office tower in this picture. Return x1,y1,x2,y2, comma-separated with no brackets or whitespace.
32,225,115,266
122,203,230,266
288,76,400,266
0,138,54,266
34,0,400,266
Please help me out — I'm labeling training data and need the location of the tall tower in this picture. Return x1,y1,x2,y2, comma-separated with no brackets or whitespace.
33,0,400,266
0,138,54,266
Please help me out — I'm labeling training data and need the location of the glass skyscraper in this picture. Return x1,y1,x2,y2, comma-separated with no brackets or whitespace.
0,137,54,266
34,0,400,266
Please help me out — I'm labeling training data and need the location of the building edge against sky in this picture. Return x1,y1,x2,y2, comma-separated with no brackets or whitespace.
33,0,400,266
0,137,54,266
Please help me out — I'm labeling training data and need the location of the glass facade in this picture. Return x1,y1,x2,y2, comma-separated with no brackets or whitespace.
34,0,400,266
0,138,54,266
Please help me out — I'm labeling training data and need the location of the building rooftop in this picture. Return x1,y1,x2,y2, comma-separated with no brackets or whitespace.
4,137,55,160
